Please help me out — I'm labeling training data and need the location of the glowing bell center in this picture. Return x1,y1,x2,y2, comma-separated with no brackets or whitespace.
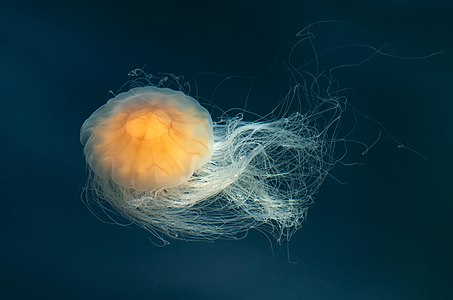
125,109,171,141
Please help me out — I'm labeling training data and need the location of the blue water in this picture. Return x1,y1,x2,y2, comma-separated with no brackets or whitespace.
1,1,452,299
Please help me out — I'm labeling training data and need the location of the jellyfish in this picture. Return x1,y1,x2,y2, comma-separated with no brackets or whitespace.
80,24,349,243
80,79,342,243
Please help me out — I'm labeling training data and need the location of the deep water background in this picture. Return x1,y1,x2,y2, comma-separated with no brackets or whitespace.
1,1,453,299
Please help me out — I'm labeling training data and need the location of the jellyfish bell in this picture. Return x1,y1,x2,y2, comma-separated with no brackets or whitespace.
80,86,214,192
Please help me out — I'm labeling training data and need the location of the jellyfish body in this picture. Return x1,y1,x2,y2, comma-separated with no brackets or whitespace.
81,86,213,192
81,84,339,242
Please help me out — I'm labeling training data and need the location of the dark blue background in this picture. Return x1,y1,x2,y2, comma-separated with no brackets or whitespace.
1,1,452,299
